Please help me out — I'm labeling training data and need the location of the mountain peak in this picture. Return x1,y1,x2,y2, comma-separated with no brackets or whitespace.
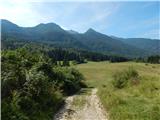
1,19,19,27
36,22,61,28
86,28,96,33
1,19,20,31
1,19,10,23
67,30,79,34
34,22,64,32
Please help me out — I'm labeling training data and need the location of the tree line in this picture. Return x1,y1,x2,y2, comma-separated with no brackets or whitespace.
2,40,130,63
135,55,160,64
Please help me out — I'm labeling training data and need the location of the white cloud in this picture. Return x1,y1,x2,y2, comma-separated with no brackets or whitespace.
0,0,43,26
0,0,84,27
0,0,121,30
66,2,121,32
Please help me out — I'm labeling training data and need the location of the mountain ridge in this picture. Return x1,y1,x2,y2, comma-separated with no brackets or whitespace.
1,19,159,57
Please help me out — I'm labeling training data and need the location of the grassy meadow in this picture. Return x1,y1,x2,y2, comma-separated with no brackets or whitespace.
75,62,160,120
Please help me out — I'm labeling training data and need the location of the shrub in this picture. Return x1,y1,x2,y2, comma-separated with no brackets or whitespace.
112,71,128,89
1,48,85,120
112,67,139,88
55,67,85,95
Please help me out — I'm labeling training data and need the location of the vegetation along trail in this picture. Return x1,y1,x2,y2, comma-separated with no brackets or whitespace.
54,88,108,120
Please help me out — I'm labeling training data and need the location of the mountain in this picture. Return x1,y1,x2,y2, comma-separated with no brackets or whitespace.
119,38,159,55
71,28,146,56
1,19,88,49
1,19,159,57
110,36,160,55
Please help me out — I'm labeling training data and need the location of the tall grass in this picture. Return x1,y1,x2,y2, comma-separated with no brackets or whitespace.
112,67,139,88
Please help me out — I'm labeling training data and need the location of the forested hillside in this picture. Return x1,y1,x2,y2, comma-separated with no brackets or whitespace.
2,19,159,58
112,37,160,55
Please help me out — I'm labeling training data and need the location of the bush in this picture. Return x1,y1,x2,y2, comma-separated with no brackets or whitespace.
54,67,85,95
112,67,139,88
112,71,128,89
1,48,85,120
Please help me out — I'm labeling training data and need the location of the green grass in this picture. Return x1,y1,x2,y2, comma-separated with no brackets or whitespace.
75,61,160,120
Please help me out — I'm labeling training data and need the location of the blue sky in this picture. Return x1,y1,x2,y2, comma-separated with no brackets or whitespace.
1,0,159,39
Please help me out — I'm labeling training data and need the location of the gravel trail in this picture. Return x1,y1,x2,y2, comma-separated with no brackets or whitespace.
54,88,108,120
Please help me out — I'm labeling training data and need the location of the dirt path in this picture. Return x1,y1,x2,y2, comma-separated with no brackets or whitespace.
54,88,108,120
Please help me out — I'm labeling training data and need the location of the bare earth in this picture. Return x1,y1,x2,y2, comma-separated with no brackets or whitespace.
54,88,108,120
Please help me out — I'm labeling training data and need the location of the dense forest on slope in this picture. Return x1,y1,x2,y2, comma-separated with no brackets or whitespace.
2,19,159,58
111,36,160,55
122,38,159,55
2,40,130,63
